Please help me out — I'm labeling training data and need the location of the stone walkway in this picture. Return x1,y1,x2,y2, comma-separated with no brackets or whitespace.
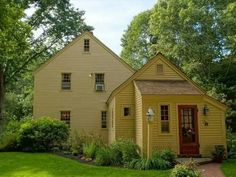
198,163,225,177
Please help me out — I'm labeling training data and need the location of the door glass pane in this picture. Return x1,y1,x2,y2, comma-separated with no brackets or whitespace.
181,108,195,143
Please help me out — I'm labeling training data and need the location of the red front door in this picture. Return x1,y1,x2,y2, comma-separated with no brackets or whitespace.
178,105,199,155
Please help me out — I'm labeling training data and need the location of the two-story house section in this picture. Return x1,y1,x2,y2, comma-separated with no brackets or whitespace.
33,32,134,142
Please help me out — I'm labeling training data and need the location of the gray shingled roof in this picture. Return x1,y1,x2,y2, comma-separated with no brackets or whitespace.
135,80,201,95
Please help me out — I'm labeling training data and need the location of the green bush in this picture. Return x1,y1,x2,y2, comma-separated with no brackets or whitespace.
127,150,171,170
17,117,69,151
160,149,175,164
151,151,171,170
0,119,29,151
110,139,140,165
171,161,201,177
227,128,236,159
83,142,98,159
0,133,17,151
95,146,112,166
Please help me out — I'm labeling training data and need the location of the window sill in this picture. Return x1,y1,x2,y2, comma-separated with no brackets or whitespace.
101,128,108,130
60,89,72,92
158,133,173,136
82,52,91,54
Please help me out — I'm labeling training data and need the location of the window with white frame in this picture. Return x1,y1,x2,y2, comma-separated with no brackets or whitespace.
61,111,70,127
95,73,105,91
101,111,107,128
61,73,71,90
160,105,170,133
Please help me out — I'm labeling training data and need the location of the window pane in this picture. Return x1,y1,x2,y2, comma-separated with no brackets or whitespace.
61,111,70,127
95,73,105,91
61,73,71,90
161,122,169,133
124,107,130,117
84,39,90,52
101,111,107,128
161,105,170,133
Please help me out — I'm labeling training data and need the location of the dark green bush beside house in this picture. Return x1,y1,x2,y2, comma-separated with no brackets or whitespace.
0,117,69,152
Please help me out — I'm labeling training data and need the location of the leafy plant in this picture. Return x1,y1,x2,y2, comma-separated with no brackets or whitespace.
17,117,69,151
160,149,175,164
171,160,201,177
110,139,140,165
227,128,236,159
212,145,226,163
83,142,98,159
95,146,112,166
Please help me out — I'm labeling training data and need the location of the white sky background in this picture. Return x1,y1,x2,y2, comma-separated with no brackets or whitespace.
71,0,157,55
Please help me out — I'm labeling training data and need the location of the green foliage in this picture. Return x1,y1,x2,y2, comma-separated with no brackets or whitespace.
83,142,99,159
95,146,112,166
127,150,173,170
170,160,201,177
212,145,226,162
222,159,236,177
110,139,140,165
0,0,93,122
0,133,17,151
0,118,30,151
17,117,69,152
121,10,155,69
227,128,236,158
160,149,176,164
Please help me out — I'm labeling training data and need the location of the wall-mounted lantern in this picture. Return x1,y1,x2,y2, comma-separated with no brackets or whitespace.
146,107,155,122
203,104,209,116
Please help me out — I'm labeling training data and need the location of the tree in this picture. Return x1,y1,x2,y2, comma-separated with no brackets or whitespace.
149,0,236,83
121,10,155,70
0,0,93,121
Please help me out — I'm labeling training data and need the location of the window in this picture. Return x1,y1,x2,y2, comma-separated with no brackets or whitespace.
61,73,71,90
61,111,70,127
157,64,163,74
84,39,90,52
123,107,130,117
95,73,105,91
101,111,107,128
160,105,170,133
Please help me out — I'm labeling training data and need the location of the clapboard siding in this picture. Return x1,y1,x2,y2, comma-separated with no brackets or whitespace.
34,33,133,142
137,59,184,80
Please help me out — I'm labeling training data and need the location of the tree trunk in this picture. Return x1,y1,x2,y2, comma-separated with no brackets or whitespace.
0,65,5,123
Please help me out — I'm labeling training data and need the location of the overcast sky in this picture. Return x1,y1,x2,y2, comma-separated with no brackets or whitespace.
71,0,157,55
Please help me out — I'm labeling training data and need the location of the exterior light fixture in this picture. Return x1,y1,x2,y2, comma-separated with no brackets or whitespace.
146,107,155,122
89,73,93,77
203,104,209,116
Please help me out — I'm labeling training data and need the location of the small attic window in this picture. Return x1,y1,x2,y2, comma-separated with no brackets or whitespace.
157,64,163,74
84,39,90,52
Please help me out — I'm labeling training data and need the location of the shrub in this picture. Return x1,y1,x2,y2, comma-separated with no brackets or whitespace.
0,119,29,151
212,145,226,163
127,150,172,170
17,117,69,151
171,160,201,177
95,146,112,166
128,157,153,170
227,128,236,159
83,142,98,159
151,151,171,170
160,149,175,164
0,133,17,151
110,139,140,165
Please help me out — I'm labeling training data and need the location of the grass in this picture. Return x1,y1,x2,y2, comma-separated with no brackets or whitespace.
221,159,236,177
0,152,170,177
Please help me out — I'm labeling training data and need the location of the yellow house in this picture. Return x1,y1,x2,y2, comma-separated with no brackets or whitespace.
34,32,227,157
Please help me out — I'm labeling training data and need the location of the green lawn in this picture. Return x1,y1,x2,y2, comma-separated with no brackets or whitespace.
221,159,236,177
0,152,170,177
